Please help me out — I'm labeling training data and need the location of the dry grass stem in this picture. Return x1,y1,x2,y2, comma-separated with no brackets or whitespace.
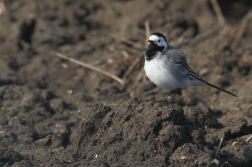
122,56,141,82
220,11,252,38
173,27,194,48
190,29,219,46
55,53,123,85
109,34,142,50
245,134,252,142
215,132,225,159
231,11,252,50
121,50,130,59
231,20,248,50
0,2,6,15
126,67,145,96
145,20,150,47
210,0,226,28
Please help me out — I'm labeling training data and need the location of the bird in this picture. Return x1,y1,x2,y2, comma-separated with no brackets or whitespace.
144,32,236,100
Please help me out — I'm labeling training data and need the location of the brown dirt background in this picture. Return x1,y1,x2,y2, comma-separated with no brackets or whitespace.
0,0,252,166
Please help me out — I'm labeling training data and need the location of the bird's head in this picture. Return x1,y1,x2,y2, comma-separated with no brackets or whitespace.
147,32,168,52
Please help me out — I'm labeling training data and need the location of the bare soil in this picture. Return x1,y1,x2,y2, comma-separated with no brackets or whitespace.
0,0,252,166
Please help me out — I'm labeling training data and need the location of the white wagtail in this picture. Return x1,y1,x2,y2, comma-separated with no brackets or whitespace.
144,32,236,99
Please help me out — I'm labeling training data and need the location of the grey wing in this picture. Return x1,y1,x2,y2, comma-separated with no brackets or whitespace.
165,48,207,85
163,47,237,97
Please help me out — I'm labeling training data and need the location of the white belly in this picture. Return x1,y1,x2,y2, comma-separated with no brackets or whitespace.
144,58,184,91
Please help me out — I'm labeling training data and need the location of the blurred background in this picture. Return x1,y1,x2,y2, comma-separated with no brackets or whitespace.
1,0,251,118
0,0,252,166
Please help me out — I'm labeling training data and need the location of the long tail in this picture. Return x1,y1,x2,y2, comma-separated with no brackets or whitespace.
189,74,237,97
205,82,237,97
185,66,237,97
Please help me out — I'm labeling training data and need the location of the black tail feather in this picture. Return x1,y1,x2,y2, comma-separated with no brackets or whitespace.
205,82,237,97
188,72,237,97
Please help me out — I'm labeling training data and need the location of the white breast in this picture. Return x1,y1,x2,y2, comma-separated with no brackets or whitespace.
144,55,183,91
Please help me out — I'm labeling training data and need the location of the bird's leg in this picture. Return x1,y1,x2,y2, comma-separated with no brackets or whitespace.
163,90,174,101
163,89,180,103
169,89,180,102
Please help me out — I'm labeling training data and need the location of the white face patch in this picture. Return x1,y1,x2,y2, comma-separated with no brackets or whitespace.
148,35,168,51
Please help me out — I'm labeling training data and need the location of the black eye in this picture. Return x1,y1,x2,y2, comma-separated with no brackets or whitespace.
158,39,160,42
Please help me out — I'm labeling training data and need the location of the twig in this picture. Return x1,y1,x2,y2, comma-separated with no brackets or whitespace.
231,11,252,50
190,29,219,46
126,68,144,96
220,11,252,39
173,27,194,48
0,2,6,15
245,134,252,142
121,50,129,59
109,34,142,50
145,20,150,47
210,0,225,28
142,70,147,81
122,56,141,82
219,25,233,38
215,132,225,159
213,159,224,167
55,53,123,85
126,48,144,55
231,20,248,50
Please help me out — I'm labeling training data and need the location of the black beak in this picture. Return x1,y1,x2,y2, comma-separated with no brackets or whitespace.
148,40,154,44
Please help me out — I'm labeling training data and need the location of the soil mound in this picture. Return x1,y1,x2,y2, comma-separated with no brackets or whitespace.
56,98,252,166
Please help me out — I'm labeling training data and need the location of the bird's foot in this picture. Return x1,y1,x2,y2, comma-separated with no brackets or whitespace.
163,89,180,103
